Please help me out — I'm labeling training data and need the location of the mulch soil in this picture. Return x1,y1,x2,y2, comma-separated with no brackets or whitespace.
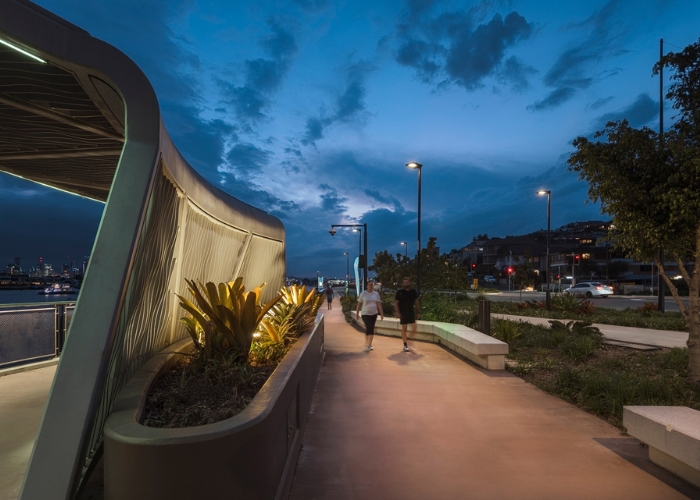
143,355,278,428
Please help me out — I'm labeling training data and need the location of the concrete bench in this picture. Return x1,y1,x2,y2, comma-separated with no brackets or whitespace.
350,312,508,370
623,406,700,488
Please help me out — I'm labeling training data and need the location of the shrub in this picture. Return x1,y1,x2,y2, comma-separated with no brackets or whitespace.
177,278,281,363
637,302,658,313
492,319,521,344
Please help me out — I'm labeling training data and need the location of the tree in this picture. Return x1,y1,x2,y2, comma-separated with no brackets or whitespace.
370,250,411,288
567,39,700,382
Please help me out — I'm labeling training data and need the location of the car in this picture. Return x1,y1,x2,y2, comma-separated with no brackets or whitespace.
563,282,613,298
483,275,497,284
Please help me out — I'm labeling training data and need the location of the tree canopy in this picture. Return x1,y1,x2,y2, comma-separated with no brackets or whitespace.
568,38,700,382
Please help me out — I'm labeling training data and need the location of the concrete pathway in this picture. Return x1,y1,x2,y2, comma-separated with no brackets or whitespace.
493,313,688,349
289,306,698,499
0,364,56,500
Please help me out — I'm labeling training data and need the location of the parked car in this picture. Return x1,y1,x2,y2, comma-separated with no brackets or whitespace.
562,282,613,298
483,275,497,284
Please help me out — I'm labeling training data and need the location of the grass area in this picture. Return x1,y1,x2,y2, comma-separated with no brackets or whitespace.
504,320,700,429
488,296,687,331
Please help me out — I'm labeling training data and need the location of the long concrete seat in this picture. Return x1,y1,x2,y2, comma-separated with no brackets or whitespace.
351,312,507,370
623,406,700,488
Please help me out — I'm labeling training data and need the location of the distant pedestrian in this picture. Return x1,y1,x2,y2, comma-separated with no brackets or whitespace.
356,281,384,351
325,286,334,310
394,277,421,352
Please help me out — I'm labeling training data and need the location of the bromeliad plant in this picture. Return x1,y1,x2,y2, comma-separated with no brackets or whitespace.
177,277,281,362
259,284,324,341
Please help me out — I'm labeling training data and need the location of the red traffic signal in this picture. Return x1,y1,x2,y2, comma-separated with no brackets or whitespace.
471,263,476,270
507,267,513,274
574,254,580,263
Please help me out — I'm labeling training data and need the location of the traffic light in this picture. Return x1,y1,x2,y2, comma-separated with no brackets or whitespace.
574,254,580,265
507,267,513,274
556,273,561,280
471,263,476,270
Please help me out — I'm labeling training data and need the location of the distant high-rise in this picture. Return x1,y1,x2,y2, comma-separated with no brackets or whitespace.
82,255,90,275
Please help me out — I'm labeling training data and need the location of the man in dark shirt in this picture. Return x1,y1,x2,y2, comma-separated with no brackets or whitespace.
394,277,421,352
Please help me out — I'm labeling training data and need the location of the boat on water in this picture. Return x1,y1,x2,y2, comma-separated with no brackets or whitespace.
38,283,79,295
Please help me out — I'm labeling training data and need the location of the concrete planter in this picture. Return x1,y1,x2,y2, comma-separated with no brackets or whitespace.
103,316,324,500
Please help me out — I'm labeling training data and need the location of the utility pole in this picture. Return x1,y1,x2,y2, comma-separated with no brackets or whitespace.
658,38,666,312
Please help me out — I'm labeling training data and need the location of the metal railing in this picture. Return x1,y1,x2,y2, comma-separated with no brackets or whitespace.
0,302,75,369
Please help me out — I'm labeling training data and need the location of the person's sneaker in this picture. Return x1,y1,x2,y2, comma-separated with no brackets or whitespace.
403,345,410,352
365,346,371,352
368,345,374,350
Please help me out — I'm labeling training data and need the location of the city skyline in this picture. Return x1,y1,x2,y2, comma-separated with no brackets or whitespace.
2,0,700,278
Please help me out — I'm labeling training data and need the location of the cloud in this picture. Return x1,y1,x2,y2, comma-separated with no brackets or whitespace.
221,142,273,179
318,184,348,213
590,93,658,132
222,19,298,124
364,189,405,211
527,87,576,111
589,96,614,110
301,61,375,145
393,6,534,92
530,0,629,111
497,56,537,92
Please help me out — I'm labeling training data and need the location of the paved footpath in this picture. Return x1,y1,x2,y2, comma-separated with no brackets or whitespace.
290,306,699,500
0,364,56,500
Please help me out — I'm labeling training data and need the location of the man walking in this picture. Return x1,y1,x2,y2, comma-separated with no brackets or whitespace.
394,277,421,352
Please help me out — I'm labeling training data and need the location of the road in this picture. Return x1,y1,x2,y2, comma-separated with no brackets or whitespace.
481,290,686,312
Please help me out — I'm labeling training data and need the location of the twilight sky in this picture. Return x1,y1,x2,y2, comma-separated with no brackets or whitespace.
3,0,700,278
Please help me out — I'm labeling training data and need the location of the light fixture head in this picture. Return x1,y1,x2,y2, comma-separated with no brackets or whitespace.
537,190,550,195
406,162,423,169
352,227,360,232
329,228,337,236
343,252,348,255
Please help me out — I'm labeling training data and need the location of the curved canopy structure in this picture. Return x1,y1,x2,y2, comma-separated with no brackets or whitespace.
0,1,286,498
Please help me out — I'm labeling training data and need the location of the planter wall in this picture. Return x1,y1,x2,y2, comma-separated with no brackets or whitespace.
103,315,324,500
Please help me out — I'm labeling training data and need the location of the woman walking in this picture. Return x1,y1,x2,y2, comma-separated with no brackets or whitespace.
356,281,384,351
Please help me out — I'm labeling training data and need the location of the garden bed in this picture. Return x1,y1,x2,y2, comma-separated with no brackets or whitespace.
143,339,297,428
504,321,700,429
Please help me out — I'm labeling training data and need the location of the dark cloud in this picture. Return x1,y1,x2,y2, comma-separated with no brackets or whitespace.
589,96,614,110
364,189,404,212
223,19,298,124
393,7,534,92
318,184,348,213
527,87,576,111
302,61,375,146
223,142,273,179
590,93,658,132
497,56,537,92
531,0,629,111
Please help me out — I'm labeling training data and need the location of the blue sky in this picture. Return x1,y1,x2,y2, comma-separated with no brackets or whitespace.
3,0,700,278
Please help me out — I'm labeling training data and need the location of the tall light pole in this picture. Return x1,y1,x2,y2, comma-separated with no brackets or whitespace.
658,38,666,312
537,190,551,310
400,241,408,257
329,224,368,291
406,162,422,296
343,252,349,281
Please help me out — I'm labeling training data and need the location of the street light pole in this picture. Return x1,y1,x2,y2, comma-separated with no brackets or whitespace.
406,162,422,296
330,224,368,291
538,190,551,310
343,251,349,280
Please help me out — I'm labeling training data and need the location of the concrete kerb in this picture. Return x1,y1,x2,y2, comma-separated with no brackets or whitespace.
350,312,507,370
0,358,58,378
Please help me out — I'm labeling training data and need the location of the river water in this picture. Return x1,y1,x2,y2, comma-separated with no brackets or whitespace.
0,289,77,305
